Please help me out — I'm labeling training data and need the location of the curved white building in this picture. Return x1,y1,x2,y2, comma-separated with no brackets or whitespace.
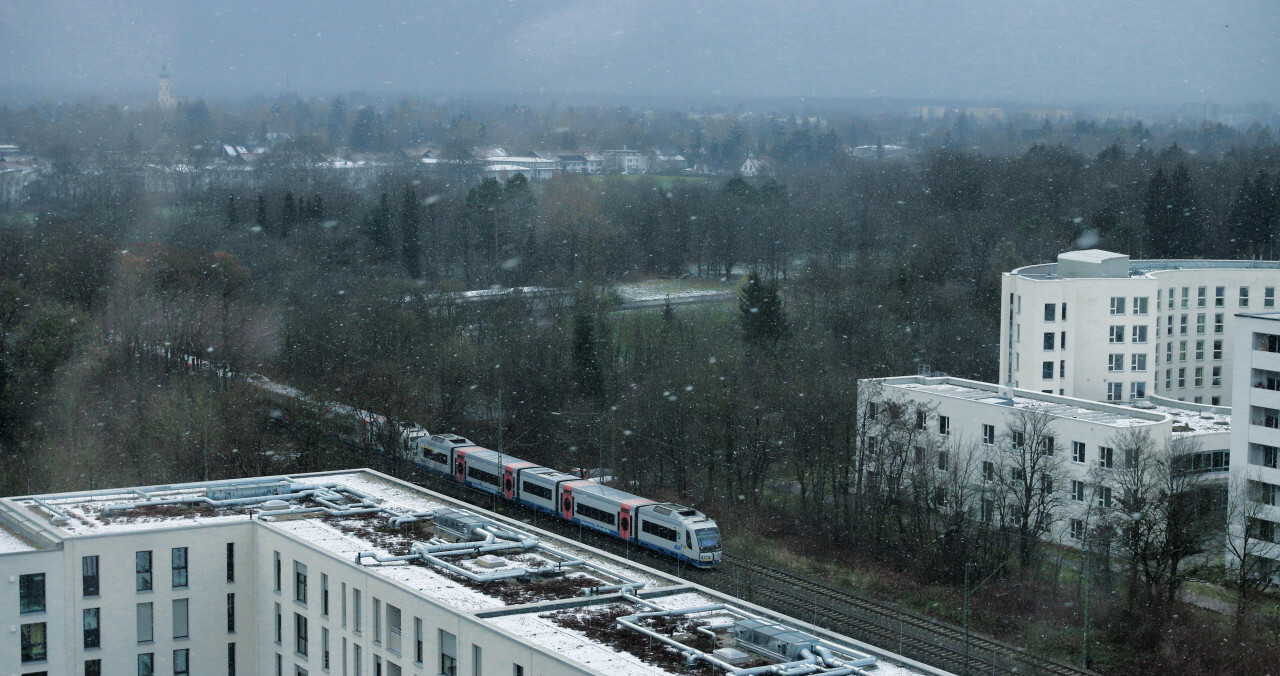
1001,250,1280,406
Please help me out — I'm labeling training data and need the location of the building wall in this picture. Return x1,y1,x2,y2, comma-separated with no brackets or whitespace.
1229,315,1280,573
1001,257,1280,406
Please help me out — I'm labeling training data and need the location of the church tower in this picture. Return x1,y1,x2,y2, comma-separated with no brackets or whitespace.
158,64,176,111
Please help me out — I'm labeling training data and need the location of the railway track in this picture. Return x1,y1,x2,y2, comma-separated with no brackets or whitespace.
340,448,1098,676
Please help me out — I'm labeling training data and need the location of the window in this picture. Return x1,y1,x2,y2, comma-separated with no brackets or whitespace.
136,550,153,591
323,627,331,669
1195,366,1204,387
137,602,154,643
1044,303,1056,322
277,653,284,676
1042,361,1055,378
295,561,308,604
353,589,362,633
1180,314,1188,335
229,641,237,676
1215,313,1224,334
938,415,950,435
415,617,424,664
228,592,236,632
1041,474,1054,493
82,555,100,597
1108,354,1124,371
1197,286,1206,307
1213,366,1222,386
274,551,282,591
1241,286,1250,307
321,574,329,616
341,582,347,627
296,613,308,656
172,547,188,588
19,573,45,614
1130,381,1146,399
84,607,100,648
473,645,483,676
1099,446,1114,468
387,604,402,655
1166,341,1173,363
275,602,282,643
981,498,994,523
1107,382,1122,401
1132,325,1148,343
1043,332,1055,350
1071,480,1085,502
915,410,926,430
1213,340,1223,360
1131,354,1147,371
1061,331,1066,349
439,630,458,676
1258,332,1280,353
982,461,995,481
937,451,949,471
1110,297,1125,314
354,645,363,676
1062,303,1067,320
1253,406,1280,429
1134,297,1149,314
173,598,189,639
138,652,154,676
1013,430,1026,448
87,658,102,676
1097,486,1113,508
981,424,995,445
1179,367,1186,388
20,621,46,663
1179,340,1187,361
1059,360,1065,378
174,649,190,676
1070,519,1084,541
1195,340,1205,361
1072,441,1086,463
1196,313,1206,334
1109,325,1125,343
227,542,235,582
373,597,382,643
1181,286,1189,308
1215,286,1225,307
1268,287,1276,308
1042,436,1055,455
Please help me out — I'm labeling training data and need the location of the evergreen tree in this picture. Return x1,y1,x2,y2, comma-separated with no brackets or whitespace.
1142,167,1172,256
225,194,237,230
327,97,346,146
1228,170,1277,258
1166,163,1202,257
739,270,788,346
401,186,422,279
255,193,269,234
367,193,394,259
282,192,297,237
571,300,603,402
311,194,325,222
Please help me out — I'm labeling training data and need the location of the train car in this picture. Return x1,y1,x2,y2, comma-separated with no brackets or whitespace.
516,467,584,515
633,502,722,567
414,433,478,476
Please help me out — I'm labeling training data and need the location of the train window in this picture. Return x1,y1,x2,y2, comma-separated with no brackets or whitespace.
466,466,500,486
521,481,552,500
653,506,672,516
640,519,677,541
575,503,616,526
696,528,721,551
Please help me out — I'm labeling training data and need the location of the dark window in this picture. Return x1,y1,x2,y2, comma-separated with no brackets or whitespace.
19,573,45,613
321,574,329,616
136,551,153,592
296,613,308,656
575,502,617,525
86,659,102,676
82,555,100,597
466,465,501,486
21,622,47,662
521,481,553,500
228,593,236,633
226,543,235,582
174,649,190,676
171,547,188,588
1044,303,1056,321
273,551,281,591
640,519,678,541
228,642,236,676
138,652,154,676
84,607,100,648
294,562,307,604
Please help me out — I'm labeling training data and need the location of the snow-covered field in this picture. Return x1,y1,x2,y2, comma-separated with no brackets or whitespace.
612,279,736,302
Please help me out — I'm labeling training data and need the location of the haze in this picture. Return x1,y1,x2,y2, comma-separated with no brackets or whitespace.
2,0,1277,107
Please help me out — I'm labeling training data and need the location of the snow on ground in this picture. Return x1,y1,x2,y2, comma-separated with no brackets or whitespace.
0,523,36,553
320,472,449,514
612,280,735,303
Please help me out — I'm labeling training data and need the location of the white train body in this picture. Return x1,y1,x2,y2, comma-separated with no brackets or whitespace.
247,375,722,567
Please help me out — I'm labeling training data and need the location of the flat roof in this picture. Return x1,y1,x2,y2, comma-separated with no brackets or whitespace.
880,377,1165,428
1011,256,1280,280
0,469,928,676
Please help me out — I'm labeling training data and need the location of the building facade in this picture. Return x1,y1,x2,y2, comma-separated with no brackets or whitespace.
1228,313,1280,577
1000,250,1280,406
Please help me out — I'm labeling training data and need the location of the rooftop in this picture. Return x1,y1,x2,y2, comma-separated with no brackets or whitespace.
1011,250,1280,281
879,376,1166,428
0,469,927,676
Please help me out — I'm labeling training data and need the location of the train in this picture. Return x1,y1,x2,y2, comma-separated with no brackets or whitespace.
246,374,722,568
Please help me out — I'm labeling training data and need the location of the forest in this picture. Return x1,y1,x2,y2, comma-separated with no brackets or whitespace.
2,98,1279,673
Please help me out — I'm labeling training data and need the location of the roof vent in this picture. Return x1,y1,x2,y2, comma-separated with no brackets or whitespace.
259,500,291,511
474,555,508,569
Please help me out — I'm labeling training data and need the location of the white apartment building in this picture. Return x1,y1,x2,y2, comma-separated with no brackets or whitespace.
1000,249,1280,407
859,376,1231,545
0,469,938,676
1228,313,1280,577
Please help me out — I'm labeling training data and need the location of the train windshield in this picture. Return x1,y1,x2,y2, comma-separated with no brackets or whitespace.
695,528,721,551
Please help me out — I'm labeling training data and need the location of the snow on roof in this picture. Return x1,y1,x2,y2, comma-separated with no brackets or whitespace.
889,379,1164,428
0,523,36,553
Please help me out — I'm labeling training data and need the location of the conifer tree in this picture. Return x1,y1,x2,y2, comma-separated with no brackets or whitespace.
282,192,297,237
225,194,237,230
255,193,269,234
401,187,422,279
739,270,788,347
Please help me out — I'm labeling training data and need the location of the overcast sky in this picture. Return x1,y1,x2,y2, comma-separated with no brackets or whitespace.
2,0,1277,107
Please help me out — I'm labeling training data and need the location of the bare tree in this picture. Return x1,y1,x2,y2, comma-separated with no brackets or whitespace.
1224,470,1279,634
995,406,1064,569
